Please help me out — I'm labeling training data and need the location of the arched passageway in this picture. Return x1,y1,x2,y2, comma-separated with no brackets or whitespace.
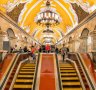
79,28,89,52
7,28,16,51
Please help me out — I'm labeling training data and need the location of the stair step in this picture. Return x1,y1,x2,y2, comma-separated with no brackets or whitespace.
60,64,71,65
20,69,35,70
13,85,32,88
60,66,73,68
21,67,35,69
62,82,81,86
61,73,77,76
17,75,34,78
19,72,34,74
17,75,34,79
60,70,76,72
60,67,74,69
24,64,35,66
20,69,35,72
63,88,83,90
16,79,33,82
61,77,79,81
60,68,75,70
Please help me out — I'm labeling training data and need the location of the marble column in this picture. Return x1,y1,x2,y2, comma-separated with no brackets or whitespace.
0,31,8,50
74,40,80,52
90,29,96,63
80,37,88,52
9,38,17,48
69,42,72,52
0,35,4,50
72,40,75,52
90,30,96,51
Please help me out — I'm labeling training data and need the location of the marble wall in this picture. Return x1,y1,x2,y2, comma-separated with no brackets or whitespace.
60,10,96,53
0,11,36,51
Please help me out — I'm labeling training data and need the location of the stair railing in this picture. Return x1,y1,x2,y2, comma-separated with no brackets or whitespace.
77,53,96,90
1,53,18,90
66,58,86,90
9,56,29,90
55,54,63,90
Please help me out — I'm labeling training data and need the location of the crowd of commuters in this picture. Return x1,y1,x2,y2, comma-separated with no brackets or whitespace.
10,45,30,53
10,43,69,62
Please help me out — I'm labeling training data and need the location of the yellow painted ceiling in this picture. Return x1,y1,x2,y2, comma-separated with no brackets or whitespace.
0,0,96,44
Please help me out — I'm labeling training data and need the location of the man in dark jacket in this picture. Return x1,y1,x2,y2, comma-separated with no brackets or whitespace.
61,44,68,62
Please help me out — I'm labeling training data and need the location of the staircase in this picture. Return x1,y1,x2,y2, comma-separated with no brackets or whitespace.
4,55,19,90
12,63,36,90
59,62,83,90
68,53,90,90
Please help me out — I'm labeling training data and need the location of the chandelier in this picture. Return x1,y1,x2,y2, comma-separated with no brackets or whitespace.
35,0,62,26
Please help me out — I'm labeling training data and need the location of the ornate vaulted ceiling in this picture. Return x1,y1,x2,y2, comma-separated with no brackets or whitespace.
0,0,96,44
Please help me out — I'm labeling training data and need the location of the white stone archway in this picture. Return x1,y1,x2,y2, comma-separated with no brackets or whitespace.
79,28,89,52
7,28,16,49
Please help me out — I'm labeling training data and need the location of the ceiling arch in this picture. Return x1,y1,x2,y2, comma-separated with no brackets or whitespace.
20,0,43,27
0,0,96,44
33,27,63,42
18,0,75,32
54,0,75,26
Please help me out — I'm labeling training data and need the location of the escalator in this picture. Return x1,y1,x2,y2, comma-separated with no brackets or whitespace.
2,53,33,90
59,62,83,90
4,59,20,90
12,62,36,90
0,53,18,90
68,53,90,90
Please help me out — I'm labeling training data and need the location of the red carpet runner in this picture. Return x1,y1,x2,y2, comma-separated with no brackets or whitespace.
39,54,56,90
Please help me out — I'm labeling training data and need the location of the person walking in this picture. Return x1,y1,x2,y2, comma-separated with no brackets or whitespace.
45,44,51,53
31,46,36,60
61,44,67,62
55,47,58,54
23,46,28,52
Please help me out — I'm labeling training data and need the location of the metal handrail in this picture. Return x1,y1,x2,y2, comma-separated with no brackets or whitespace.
55,54,62,90
77,53,96,90
66,59,86,90
9,53,39,90
56,53,85,90
9,58,28,90
68,52,96,90
0,53,18,89
32,53,40,90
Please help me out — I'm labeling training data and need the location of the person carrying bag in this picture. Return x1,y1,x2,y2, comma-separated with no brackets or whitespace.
61,44,67,62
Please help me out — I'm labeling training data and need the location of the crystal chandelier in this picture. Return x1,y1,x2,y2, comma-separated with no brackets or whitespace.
35,0,62,44
35,0,62,26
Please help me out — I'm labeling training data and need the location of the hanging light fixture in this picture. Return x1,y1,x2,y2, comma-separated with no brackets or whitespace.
35,0,62,26
35,0,62,44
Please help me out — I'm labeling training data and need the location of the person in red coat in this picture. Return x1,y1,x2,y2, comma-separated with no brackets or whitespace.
45,44,51,53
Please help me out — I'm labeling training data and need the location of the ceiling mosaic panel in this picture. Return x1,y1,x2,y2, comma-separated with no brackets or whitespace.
0,0,96,44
